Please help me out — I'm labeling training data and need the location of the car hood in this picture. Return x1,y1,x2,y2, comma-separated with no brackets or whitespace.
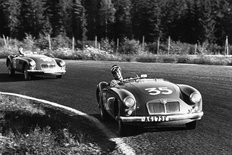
119,79,180,103
23,54,56,64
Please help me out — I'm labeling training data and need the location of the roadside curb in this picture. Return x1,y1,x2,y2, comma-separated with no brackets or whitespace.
0,91,136,155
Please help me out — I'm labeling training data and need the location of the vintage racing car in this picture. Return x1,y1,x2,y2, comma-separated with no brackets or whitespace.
6,53,66,80
96,74,203,136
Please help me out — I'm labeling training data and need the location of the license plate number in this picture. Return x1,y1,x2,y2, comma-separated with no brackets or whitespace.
143,116,169,122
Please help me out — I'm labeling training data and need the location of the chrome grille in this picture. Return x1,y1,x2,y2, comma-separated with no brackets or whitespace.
147,101,180,114
166,102,180,113
147,102,165,113
41,64,56,69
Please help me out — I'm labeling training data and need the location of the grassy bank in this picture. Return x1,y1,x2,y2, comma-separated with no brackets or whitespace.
0,46,232,66
0,94,117,154
135,54,232,66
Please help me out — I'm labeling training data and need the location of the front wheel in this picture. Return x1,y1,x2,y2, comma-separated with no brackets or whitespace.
118,119,130,137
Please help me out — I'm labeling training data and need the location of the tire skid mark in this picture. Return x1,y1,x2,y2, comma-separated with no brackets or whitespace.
0,91,136,155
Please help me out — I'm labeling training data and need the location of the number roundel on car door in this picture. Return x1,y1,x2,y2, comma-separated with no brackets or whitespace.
145,87,173,96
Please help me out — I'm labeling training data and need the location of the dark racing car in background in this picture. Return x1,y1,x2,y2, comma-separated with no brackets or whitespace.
96,74,203,136
6,53,66,80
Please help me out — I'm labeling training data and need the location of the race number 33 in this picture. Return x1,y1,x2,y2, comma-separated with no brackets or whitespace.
145,87,173,95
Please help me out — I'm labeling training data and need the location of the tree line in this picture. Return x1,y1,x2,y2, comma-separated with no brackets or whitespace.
0,0,232,45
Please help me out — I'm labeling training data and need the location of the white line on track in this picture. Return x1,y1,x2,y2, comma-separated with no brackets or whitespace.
0,91,136,155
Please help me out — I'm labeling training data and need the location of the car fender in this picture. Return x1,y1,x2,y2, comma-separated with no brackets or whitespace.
177,84,201,96
96,81,109,103
22,57,34,65
177,84,202,111
110,87,135,102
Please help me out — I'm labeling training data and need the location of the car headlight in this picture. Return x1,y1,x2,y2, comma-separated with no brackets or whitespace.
29,60,36,66
57,60,65,67
190,92,201,104
123,97,136,108
60,61,65,66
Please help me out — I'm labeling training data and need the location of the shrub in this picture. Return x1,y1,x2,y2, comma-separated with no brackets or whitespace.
52,35,72,50
161,55,176,63
177,55,191,63
35,34,49,50
145,42,158,54
118,38,140,55
207,44,224,55
100,38,114,53
136,54,158,63
23,34,36,51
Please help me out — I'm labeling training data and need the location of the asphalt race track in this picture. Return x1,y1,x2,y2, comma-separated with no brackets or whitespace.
0,59,232,154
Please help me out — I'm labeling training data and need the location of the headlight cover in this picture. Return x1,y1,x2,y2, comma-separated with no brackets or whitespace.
123,96,136,108
29,60,36,66
57,60,65,67
190,92,201,104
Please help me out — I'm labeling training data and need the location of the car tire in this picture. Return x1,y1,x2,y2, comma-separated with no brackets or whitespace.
118,119,130,137
23,65,31,80
98,92,110,121
56,75,62,79
186,121,197,130
7,64,15,76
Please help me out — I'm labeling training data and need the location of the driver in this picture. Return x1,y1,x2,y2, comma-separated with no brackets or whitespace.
110,65,123,87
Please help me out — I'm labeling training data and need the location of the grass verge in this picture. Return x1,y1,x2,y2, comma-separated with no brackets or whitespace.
1,46,232,66
0,94,117,154
136,54,232,66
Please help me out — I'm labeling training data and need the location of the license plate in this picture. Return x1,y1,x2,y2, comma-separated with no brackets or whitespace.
143,116,169,122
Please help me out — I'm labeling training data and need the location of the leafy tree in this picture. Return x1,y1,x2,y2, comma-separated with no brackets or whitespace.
73,0,87,41
83,0,98,40
113,0,132,40
199,0,216,43
0,0,21,37
131,0,163,42
20,0,48,38
213,0,231,45
160,0,186,40
97,0,116,39
46,0,66,36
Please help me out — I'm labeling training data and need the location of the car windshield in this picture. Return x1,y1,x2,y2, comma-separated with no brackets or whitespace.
123,74,147,83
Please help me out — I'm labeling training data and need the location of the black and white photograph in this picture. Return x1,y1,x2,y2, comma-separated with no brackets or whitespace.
0,0,231,154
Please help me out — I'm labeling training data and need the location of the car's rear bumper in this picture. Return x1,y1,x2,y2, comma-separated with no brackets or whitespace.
27,69,66,75
120,111,203,125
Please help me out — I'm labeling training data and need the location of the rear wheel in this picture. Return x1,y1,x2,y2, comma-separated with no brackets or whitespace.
56,75,62,79
99,105,110,121
186,121,197,130
23,65,31,80
7,64,15,76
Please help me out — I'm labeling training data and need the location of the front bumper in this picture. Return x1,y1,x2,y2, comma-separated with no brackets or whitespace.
27,68,66,76
120,111,203,125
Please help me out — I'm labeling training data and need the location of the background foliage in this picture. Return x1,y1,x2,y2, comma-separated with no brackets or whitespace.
1,0,232,46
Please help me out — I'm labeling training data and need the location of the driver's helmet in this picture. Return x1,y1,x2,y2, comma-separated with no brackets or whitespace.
111,65,123,81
